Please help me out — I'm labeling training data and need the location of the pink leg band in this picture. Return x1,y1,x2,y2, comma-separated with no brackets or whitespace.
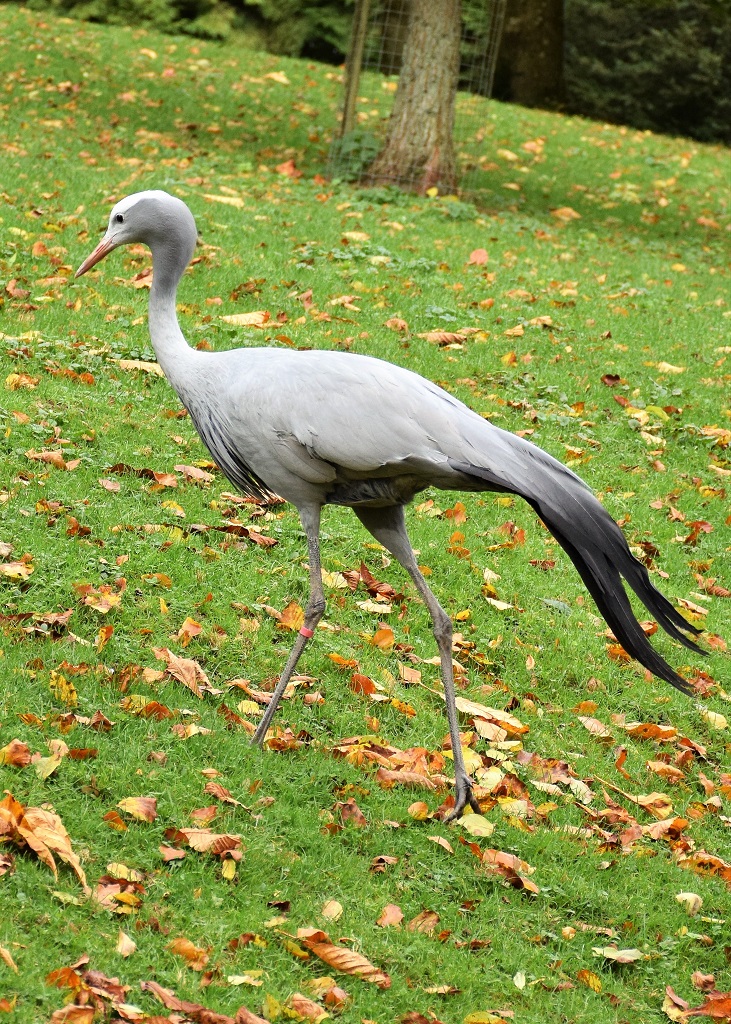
299,626,314,638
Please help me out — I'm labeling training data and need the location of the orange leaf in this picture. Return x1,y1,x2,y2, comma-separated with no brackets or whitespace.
406,909,440,934
168,936,210,971
0,739,31,767
153,646,213,697
279,600,304,631
685,994,731,1019
299,930,390,988
468,248,488,265
376,903,404,928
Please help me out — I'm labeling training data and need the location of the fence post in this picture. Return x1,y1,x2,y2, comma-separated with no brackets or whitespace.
340,0,372,137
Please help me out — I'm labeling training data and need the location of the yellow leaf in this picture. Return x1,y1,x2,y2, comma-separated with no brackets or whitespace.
321,899,343,921
456,813,495,838
116,930,137,957
699,709,727,730
577,968,602,992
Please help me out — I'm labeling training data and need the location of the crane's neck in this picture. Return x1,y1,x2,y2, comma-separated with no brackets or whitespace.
148,273,200,395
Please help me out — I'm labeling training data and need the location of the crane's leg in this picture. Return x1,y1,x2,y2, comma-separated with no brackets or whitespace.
251,504,325,746
354,505,481,821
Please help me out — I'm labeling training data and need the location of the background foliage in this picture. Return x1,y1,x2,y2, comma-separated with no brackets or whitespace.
16,0,731,142
563,0,731,144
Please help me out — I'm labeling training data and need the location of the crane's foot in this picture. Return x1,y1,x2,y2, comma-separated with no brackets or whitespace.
444,773,482,823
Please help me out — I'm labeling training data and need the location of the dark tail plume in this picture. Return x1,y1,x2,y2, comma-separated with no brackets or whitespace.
448,453,704,695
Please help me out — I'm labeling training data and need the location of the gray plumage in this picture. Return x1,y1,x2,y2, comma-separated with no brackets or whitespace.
76,190,704,820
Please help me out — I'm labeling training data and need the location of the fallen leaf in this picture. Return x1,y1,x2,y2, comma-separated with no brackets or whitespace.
168,936,210,971
406,910,440,934
116,930,136,957
321,899,343,921
299,929,390,988
592,946,644,963
376,904,403,928
117,797,157,823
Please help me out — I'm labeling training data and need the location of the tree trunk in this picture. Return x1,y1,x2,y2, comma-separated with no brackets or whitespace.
364,0,461,193
493,0,564,107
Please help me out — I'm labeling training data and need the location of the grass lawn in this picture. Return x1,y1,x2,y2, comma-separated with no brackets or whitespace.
0,5,730,1022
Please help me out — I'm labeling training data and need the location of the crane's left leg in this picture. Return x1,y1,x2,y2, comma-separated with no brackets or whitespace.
354,505,481,821
252,503,325,745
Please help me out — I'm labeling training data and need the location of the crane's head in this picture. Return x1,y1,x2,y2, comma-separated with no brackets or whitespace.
75,190,198,278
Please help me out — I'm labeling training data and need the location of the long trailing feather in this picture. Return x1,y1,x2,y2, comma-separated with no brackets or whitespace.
447,454,703,694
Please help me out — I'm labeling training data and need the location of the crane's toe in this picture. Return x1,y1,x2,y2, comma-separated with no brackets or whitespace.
444,773,482,822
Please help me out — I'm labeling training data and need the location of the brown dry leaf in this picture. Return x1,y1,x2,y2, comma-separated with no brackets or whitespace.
578,715,613,741
479,848,539,894
622,721,678,742
0,945,18,973
298,928,391,988
692,972,717,992
49,1008,95,1023
279,600,305,631
168,827,244,856
0,739,31,767
160,844,186,862
175,463,216,484
453,697,528,738
646,760,685,784
153,646,214,697
168,936,210,971
406,909,440,934
3,796,91,894
286,992,327,1022
117,797,157,823
102,810,128,832
204,782,242,806
26,448,76,471
634,792,673,819
0,557,34,581
376,903,404,928
349,673,379,696
684,993,731,1019
678,850,731,885
6,372,39,390
141,978,245,1022
375,767,439,791
334,797,368,827
115,358,163,375
369,626,395,650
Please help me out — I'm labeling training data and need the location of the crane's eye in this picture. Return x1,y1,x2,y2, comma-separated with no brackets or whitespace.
114,213,124,224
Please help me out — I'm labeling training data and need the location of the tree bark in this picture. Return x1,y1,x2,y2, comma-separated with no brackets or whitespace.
493,0,564,107
364,0,461,193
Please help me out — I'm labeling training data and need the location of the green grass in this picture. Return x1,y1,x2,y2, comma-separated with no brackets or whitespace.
0,5,730,1022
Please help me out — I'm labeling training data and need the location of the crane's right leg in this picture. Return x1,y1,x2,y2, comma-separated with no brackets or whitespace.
251,503,325,745
354,505,481,821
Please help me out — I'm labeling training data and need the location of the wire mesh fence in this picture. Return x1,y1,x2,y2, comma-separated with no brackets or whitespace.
327,0,506,199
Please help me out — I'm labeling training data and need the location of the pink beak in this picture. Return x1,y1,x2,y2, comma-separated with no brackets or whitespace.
75,234,118,278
